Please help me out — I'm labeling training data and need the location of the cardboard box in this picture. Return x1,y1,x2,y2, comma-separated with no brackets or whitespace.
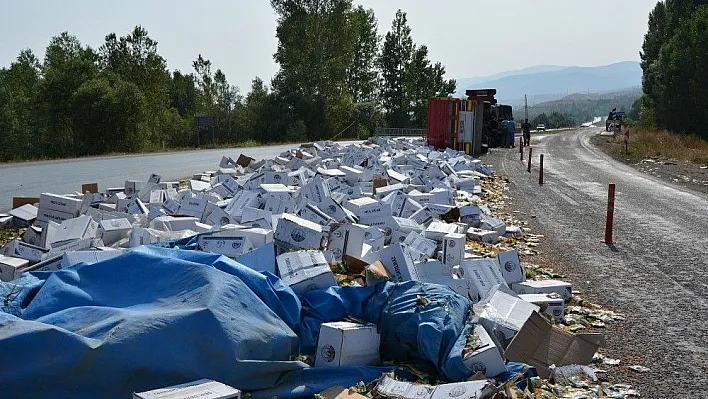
480,217,506,236
467,228,499,244
496,249,525,285
504,312,605,378
315,321,380,367
474,286,539,347
339,166,363,184
189,179,211,192
326,223,365,262
319,386,368,399
236,241,276,275
424,220,458,249
198,235,255,258
35,208,77,227
380,243,419,282
126,198,149,215
462,325,507,377
276,250,337,294
224,191,260,217
49,215,99,248
298,202,337,226
0,254,30,281
99,218,133,245
124,180,144,196
132,379,241,399
457,259,508,302
12,197,40,209
440,233,465,266
23,225,43,247
149,216,202,232
274,214,326,250
38,193,82,215
210,227,273,248
264,197,297,215
372,376,487,399
512,279,573,302
409,207,435,227
9,204,38,224
61,250,125,269
1,239,48,263
301,176,332,204
403,232,437,258
345,197,388,224
179,196,208,219
519,293,565,322
206,206,232,227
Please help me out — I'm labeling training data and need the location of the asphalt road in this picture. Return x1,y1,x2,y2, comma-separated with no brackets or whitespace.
0,142,360,211
490,128,708,398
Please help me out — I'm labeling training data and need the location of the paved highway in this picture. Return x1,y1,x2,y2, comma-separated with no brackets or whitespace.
0,142,359,211
491,128,708,398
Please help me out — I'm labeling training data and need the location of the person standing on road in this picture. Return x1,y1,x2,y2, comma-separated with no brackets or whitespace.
503,119,516,148
521,119,531,147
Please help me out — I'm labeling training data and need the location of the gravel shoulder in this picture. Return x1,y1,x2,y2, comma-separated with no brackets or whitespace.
483,129,708,398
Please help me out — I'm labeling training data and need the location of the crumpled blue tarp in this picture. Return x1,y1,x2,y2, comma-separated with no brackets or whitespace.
0,246,477,398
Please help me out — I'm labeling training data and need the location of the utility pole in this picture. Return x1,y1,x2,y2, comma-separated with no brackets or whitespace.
524,94,529,121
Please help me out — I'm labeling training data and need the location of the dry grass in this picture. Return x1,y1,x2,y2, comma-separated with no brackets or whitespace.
612,128,708,164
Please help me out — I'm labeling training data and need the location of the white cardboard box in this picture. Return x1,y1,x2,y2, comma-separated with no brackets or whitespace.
373,376,487,399
512,279,573,302
9,204,38,223
380,243,419,282
440,233,465,267
276,250,336,294
457,258,509,302
99,218,132,245
462,325,507,377
403,232,437,258
50,215,99,247
61,250,125,269
474,286,539,346
132,379,241,399
35,207,77,226
274,214,326,250
315,321,380,367
519,293,565,322
198,235,255,258
496,249,525,285
1,239,48,263
424,220,458,249
39,193,83,215
467,228,499,244
0,254,30,282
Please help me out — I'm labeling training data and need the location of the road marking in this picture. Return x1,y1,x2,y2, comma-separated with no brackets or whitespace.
549,185,579,206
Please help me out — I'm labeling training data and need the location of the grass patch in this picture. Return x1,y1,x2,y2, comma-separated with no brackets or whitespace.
602,128,708,164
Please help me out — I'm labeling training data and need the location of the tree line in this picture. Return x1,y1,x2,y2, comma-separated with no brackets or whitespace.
0,1,456,162
640,0,708,138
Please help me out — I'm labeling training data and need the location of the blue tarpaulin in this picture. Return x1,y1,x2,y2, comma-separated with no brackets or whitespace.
0,246,480,398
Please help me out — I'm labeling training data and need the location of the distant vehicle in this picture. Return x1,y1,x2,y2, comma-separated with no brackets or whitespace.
536,124,546,131
606,111,625,131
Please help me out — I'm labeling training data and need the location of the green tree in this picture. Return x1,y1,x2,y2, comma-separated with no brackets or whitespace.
38,33,99,157
0,50,42,160
348,6,379,103
70,72,147,155
378,9,414,128
405,45,456,128
641,1,708,135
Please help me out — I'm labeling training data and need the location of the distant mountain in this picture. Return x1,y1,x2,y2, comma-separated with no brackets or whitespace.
455,65,567,89
455,61,642,105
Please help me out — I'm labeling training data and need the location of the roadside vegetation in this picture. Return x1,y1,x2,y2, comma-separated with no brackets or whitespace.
0,1,456,163
594,128,708,165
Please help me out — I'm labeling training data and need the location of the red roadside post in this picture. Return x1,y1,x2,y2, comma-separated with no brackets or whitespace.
604,183,616,244
539,154,544,185
527,147,533,172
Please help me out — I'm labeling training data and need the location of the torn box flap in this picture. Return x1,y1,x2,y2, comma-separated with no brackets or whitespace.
504,311,605,378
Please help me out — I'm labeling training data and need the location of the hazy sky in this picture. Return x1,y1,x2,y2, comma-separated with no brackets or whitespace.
1,1,658,91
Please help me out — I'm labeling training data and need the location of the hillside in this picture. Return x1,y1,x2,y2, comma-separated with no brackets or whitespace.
514,87,642,124
455,61,642,105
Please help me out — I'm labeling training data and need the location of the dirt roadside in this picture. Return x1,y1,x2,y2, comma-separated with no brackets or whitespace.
590,133,708,195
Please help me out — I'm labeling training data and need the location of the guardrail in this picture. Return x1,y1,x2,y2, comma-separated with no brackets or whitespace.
375,128,427,137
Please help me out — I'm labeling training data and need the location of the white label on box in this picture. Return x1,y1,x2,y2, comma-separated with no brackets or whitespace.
380,243,419,282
